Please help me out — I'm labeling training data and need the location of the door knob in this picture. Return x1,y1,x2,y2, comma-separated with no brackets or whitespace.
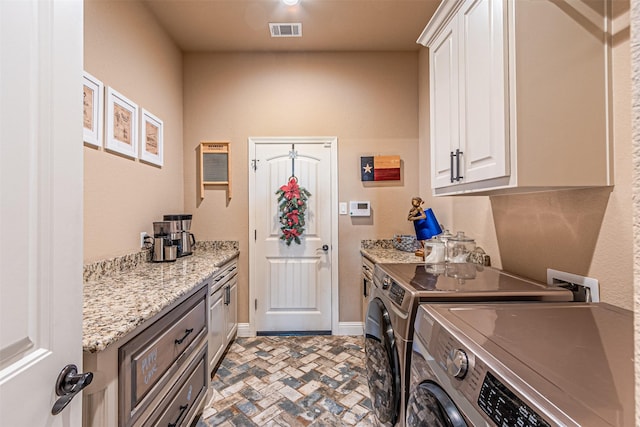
51,364,93,415
321,244,329,252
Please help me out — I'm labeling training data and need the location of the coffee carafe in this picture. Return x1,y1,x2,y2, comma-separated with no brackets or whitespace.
151,221,178,262
163,214,196,257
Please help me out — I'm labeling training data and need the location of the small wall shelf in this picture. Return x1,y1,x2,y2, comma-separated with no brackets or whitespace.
198,142,231,200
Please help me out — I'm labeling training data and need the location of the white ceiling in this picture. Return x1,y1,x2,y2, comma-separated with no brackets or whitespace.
142,0,442,52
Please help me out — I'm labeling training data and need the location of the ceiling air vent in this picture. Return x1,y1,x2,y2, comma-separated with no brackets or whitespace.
269,23,302,38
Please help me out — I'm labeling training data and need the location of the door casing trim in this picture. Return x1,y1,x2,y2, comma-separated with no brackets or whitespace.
248,136,339,336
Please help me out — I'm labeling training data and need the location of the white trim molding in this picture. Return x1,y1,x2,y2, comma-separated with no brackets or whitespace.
237,323,254,338
335,322,364,337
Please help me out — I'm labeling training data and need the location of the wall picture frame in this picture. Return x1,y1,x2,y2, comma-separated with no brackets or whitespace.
82,71,103,148
105,87,138,159
140,109,163,167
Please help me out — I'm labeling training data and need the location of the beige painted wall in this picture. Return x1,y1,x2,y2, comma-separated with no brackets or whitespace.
418,2,633,309
83,0,184,262
183,52,421,323
632,0,640,419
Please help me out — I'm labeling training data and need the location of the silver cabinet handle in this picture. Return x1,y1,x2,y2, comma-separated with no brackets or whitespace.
455,148,464,181
450,151,455,183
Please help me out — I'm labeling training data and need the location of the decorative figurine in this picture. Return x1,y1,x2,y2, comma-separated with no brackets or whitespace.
408,196,442,259
408,196,428,257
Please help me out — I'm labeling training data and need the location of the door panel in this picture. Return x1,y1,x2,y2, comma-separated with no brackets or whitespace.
0,0,83,424
460,0,508,182
430,22,459,189
252,138,334,332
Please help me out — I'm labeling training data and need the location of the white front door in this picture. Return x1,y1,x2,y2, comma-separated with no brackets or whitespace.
0,1,84,425
249,137,336,333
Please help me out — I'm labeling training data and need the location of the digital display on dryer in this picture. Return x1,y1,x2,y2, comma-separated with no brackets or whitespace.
478,372,550,427
389,282,405,306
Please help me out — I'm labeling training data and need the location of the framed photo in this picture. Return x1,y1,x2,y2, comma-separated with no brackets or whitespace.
82,71,103,148
105,87,138,159
140,109,163,167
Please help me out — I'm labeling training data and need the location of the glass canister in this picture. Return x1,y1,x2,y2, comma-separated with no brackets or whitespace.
446,231,476,263
436,229,455,261
424,238,446,265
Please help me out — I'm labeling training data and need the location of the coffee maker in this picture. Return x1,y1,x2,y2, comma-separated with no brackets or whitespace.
151,221,178,262
163,214,196,257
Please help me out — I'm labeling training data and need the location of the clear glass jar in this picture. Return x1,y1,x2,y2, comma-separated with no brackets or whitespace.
446,231,476,263
424,238,446,265
436,229,455,261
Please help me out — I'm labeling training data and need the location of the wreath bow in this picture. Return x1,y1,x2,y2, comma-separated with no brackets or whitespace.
276,177,311,245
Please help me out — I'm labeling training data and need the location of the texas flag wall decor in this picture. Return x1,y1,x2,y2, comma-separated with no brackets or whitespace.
360,155,401,181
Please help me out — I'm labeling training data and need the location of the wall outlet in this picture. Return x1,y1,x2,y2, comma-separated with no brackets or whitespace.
547,268,599,302
140,232,149,248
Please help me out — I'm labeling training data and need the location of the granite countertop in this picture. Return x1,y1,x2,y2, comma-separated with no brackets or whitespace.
360,248,422,264
83,243,238,353
360,239,422,264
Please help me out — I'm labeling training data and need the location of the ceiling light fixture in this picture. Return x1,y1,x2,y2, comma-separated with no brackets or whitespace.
282,0,300,6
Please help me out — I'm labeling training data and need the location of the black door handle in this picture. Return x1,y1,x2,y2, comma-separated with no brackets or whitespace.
51,364,93,415
321,244,329,252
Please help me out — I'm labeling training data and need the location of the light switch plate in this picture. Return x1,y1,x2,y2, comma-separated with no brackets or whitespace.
339,202,347,215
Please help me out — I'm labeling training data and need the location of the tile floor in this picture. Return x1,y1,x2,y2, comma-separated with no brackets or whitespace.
196,335,379,426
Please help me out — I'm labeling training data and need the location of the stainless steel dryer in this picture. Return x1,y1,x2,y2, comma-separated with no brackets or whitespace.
407,302,633,426
364,263,573,427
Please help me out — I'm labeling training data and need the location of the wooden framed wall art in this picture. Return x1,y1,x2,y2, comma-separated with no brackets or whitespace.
360,155,401,181
140,109,163,167
198,142,231,200
105,87,138,159
82,71,103,148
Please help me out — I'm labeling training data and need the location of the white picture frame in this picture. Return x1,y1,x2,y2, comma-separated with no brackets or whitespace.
105,87,138,159
140,109,163,167
82,71,103,148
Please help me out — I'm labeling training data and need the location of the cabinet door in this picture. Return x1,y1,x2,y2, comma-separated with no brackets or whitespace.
430,19,460,189
208,289,225,373
225,280,238,343
458,0,508,184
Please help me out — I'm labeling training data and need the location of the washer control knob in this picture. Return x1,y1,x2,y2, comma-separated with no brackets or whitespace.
382,277,391,290
446,349,469,379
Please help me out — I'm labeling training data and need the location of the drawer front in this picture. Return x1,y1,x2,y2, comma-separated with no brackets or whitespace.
120,285,208,426
150,349,208,427
210,259,237,293
132,298,206,404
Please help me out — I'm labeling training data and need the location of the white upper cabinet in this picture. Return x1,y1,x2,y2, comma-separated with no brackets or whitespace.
418,0,611,195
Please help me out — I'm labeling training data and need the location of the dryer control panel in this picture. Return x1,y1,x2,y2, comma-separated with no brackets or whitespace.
388,282,405,306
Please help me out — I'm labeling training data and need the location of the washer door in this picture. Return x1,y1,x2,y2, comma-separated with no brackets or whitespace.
364,297,401,425
406,381,467,427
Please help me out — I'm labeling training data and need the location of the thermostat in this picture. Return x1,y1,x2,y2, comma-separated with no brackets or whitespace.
349,201,371,217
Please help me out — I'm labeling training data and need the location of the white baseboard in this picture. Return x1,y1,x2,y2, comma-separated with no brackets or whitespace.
237,323,254,337
334,321,364,336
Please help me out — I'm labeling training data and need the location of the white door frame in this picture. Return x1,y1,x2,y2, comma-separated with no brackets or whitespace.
248,136,339,335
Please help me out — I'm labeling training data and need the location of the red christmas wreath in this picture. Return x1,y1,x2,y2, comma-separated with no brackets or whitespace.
276,177,311,246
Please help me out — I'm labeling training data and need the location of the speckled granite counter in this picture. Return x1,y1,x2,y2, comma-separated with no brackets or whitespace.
360,239,422,264
83,242,239,353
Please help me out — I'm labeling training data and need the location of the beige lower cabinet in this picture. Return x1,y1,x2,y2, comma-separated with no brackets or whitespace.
208,257,238,375
83,283,209,427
